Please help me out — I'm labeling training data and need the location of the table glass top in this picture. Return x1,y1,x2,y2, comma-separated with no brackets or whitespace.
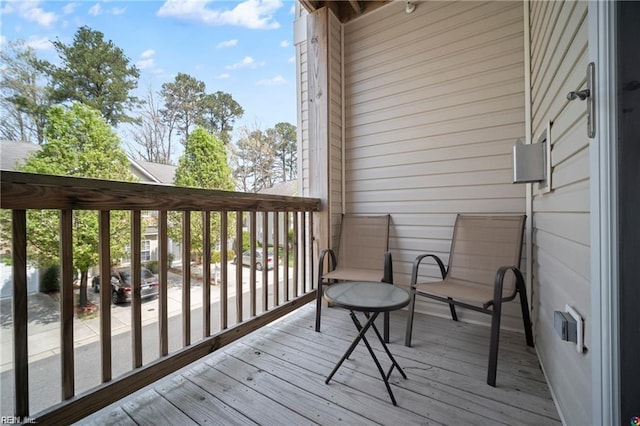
324,282,410,312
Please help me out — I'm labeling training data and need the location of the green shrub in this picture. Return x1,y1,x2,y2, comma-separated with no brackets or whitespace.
40,264,60,293
144,261,159,274
211,250,236,264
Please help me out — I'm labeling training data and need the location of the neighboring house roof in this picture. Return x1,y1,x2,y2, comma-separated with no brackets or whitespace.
135,160,177,185
0,140,177,184
259,180,298,196
0,140,41,171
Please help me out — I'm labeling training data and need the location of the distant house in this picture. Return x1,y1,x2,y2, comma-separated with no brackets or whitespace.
256,180,298,248
0,140,180,266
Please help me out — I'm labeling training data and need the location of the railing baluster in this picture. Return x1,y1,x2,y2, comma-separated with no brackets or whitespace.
249,211,256,317
131,211,142,368
284,212,290,301
293,212,299,299
99,211,112,382
301,212,307,295
308,211,314,294
182,211,191,347
262,211,268,312
235,212,243,324
60,210,75,399
273,212,279,307
158,210,169,356
220,211,228,331
203,211,211,338
12,209,29,417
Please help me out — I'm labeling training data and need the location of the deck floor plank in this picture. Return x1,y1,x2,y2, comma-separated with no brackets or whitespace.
80,303,561,426
155,374,257,426
120,389,198,426
183,361,315,425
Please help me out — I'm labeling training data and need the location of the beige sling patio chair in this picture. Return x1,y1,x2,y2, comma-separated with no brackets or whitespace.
404,214,534,387
316,214,393,341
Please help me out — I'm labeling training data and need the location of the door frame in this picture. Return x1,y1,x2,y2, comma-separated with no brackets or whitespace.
588,1,619,424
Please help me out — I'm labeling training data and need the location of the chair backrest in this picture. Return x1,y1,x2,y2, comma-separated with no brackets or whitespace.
336,214,390,270
447,215,525,293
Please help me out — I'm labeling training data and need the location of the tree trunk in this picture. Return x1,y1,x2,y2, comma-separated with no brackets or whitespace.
78,269,89,307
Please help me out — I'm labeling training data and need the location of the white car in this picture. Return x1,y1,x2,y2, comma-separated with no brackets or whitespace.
240,249,277,270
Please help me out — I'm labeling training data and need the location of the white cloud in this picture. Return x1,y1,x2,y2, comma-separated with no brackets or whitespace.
256,75,286,86
13,1,58,27
137,50,156,70
111,6,127,15
25,36,53,51
88,3,101,16
279,40,289,48
0,35,7,47
215,73,230,80
62,3,80,15
217,39,238,49
288,56,295,64
137,58,155,70
226,56,264,70
289,3,295,14
157,0,282,30
141,49,155,59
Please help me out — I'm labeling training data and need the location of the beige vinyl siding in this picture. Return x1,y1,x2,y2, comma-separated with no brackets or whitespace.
528,1,590,424
342,1,526,329
295,8,310,197
328,11,343,249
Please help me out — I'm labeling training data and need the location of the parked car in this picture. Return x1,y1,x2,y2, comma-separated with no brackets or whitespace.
240,249,278,271
91,267,159,305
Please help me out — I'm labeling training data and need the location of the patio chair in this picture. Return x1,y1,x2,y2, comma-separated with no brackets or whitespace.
404,214,534,387
316,214,393,341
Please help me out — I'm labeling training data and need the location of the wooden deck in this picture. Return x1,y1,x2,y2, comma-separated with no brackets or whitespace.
80,303,560,425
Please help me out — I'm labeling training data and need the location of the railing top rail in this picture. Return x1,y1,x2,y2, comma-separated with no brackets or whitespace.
0,171,321,212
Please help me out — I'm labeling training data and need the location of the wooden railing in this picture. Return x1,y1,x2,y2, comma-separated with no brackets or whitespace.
0,171,321,424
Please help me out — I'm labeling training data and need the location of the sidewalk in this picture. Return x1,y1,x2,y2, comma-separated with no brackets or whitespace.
0,263,271,373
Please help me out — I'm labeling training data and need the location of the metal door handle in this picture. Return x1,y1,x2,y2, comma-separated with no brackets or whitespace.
566,62,596,138
567,89,591,101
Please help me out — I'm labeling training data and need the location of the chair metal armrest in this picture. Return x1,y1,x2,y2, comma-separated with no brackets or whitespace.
484,265,524,309
383,251,393,284
318,248,337,284
410,254,447,286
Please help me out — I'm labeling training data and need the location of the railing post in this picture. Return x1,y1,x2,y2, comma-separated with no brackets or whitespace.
99,211,112,382
262,211,269,312
273,212,280,307
220,211,228,331
158,210,169,356
235,212,243,324
12,209,29,417
250,211,257,317
60,209,75,399
203,211,211,337
182,211,191,347
131,210,142,369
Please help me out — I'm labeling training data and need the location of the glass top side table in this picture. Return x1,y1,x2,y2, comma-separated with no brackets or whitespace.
323,281,410,406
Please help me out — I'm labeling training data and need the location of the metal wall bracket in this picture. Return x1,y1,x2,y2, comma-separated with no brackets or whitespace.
567,62,596,138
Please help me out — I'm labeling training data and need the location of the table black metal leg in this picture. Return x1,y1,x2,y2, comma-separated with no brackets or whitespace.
325,311,378,384
365,314,407,380
325,311,406,406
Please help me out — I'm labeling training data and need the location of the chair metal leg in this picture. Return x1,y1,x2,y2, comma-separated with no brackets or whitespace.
404,289,417,347
517,284,534,347
447,297,458,321
315,282,323,332
487,300,502,387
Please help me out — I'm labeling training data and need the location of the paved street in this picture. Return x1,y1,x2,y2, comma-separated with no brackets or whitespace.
0,263,294,416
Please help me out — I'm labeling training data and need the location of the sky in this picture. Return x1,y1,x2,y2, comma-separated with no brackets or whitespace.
0,0,299,140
